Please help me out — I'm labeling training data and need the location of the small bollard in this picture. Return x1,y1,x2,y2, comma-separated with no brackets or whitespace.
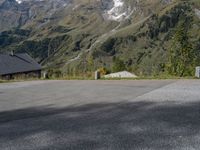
43,71,48,79
195,66,200,78
95,71,100,80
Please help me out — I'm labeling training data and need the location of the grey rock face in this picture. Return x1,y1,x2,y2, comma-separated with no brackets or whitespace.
195,8,200,19
0,0,72,31
100,0,114,10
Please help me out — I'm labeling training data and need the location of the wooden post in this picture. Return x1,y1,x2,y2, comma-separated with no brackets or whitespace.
195,66,200,78
95,71,100,80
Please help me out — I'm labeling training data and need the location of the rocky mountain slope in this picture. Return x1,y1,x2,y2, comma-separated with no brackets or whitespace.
0,0,200,76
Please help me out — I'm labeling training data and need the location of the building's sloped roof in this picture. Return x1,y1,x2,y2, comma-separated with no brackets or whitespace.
104,71,137,78
0,53,42,75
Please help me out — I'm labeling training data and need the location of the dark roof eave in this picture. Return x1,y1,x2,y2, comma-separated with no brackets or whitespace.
0,69,42,76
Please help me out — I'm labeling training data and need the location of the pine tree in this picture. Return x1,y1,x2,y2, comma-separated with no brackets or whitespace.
167,17,195,76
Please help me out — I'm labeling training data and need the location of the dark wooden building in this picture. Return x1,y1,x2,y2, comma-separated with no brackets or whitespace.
0,53,42,80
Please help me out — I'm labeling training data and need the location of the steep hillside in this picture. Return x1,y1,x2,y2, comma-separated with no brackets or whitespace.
0,0,200,76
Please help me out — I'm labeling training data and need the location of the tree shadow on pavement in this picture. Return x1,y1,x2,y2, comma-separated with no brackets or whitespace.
0,101,200,150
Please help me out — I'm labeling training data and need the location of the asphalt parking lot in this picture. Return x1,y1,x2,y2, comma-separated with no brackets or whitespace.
0,80,200,150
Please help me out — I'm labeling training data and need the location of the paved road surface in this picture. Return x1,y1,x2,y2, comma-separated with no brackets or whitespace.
0,80,200,150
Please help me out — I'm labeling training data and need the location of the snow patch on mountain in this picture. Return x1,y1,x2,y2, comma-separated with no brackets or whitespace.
15,0,43,4
16,0,22,4
104,0,132,21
